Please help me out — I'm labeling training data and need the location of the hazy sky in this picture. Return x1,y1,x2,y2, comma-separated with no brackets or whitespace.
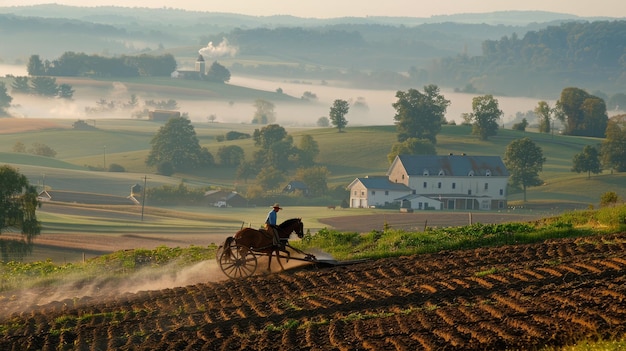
2,0,625,18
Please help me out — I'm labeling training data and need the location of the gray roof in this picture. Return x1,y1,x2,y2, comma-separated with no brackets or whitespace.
390,155,509,177
351,176,412,191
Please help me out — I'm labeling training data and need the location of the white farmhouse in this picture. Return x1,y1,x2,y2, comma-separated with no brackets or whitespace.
348,154,509,210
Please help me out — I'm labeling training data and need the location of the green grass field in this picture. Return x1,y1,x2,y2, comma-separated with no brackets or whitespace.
2,119,622,208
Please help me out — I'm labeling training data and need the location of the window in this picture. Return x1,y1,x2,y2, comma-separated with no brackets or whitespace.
452,183,456,189
486,170,492,176
423,169,429,176
361,191,365,196
499,189,504,196
371,191,375,195
412,190,416,194
468,170,474,176
484,183,488,190
468,189,472,195
437,182,442,189
423,182,427,188
385,191,389,195
402,174,405,180
438,169,445,176
354,191,357,195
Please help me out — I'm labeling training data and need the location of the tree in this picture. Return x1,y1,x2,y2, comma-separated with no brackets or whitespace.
29,143,57,157
12,141,26,153
600,191,620,207
206,61,231,83
558,87,608,137
534,101,553,134
124,94,139,109
0,83,12,116
252,124,296,171
329,99,349,132
236,161,257,184
146,117,213,172
252,99,276,124
27,54,45,76
255,166,285,191
57,83,74,99
30,76,58,97
469,95,502,140
0,165,41,261
253,124,288,149
392,85,450,143
316,116,329,127
10,76,30,94
295,166,330,197
296,134,319,167
224,131,250,140
571,145,602,179
387,138,436,163
217,145,245,167
512,118,528,131
504,138,546,202
157,161,175,176
601,120,626,172
302,91,317,101
266,138,296,171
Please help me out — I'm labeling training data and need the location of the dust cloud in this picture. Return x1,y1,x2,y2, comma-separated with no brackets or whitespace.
0,259,228,318
0,251,332,318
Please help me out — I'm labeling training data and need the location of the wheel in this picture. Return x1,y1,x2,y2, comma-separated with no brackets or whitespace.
218,243,257,279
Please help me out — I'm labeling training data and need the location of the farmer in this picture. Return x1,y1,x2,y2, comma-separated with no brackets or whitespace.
265,203,282,246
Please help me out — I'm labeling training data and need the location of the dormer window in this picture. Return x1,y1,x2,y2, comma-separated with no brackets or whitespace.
486,170,492,177
423,169,429,176
468,170,474,176
438,169,445,176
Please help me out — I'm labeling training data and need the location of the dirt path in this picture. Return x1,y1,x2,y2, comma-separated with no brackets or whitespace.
2,232,626,350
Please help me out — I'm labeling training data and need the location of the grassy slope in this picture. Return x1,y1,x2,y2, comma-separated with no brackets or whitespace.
1,75,623,207
2,120,622,207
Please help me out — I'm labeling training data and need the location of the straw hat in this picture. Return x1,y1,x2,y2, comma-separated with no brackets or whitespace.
271,203,282,209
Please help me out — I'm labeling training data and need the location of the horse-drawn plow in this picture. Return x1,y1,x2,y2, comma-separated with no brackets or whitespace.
216,218,367,279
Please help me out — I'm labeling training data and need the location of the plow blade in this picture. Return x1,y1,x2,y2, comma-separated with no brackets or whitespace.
311,258,370,268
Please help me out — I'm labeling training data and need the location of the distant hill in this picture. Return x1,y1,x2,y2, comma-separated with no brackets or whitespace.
0,5,602,26
1,5,624,107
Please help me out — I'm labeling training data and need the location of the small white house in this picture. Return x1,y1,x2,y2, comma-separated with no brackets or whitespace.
347,176,411,208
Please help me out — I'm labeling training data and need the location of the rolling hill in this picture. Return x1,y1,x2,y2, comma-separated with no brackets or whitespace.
1,116,623,209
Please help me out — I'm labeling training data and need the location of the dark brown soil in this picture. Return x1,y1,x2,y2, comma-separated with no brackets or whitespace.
2,232,626,350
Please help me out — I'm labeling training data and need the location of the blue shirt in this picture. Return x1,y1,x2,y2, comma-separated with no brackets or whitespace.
265,209,277,225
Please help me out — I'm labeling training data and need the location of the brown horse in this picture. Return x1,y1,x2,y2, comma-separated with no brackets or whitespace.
222,218,306,274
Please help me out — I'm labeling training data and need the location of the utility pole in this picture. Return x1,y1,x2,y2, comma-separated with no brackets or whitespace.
141,175,149,221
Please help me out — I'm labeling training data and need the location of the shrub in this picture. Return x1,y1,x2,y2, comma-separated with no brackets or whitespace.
157,161,174,176
29,142,57,157
600,191,620,207
108,163,125,172
225,131,251,140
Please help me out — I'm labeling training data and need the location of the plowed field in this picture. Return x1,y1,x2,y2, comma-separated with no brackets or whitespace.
2,232,626,350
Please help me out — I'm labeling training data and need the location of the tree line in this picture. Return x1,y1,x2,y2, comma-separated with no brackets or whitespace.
433,20,626,96
224,21,626,96
26,52,177,78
